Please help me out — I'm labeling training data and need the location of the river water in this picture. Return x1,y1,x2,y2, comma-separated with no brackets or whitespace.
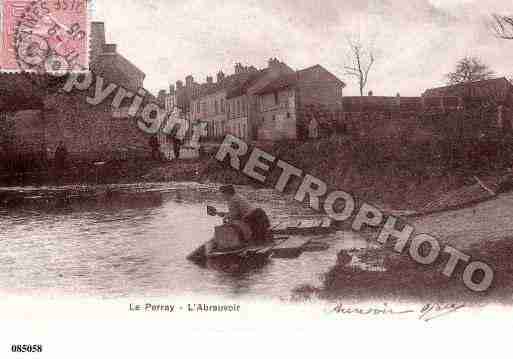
0,183,369,300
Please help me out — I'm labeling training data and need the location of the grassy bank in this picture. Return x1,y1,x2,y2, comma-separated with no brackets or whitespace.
4,135,506,212
195,135,508,211
292,237,513,304
292,190,513,304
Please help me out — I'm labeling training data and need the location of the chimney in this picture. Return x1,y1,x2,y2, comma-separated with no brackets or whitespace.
368,90,373,97
268,57,281,70
176,80,184,89
217,71,225,83
185,75,194,88
102,44,117,55
207,76,213,84
90,22,106,65
169,84,175,94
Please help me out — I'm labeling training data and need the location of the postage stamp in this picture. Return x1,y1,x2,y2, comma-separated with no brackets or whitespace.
1,0,89,72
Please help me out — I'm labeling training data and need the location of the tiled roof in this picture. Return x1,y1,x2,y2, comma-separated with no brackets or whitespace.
255,64,345,95
254,73,298,95
226,69,268,99
191,70,261,100
94,52,145,92
298,64,346,86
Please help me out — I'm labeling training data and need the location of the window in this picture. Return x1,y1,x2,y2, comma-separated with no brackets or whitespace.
286,112,290,119
274,92,278,105
237,100,241,116
215,100,219,115
221,99,225,113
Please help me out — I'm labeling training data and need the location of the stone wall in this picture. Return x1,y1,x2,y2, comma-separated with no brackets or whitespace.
41,92,151,162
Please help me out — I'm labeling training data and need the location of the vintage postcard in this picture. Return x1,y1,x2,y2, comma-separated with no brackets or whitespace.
1,0,513,357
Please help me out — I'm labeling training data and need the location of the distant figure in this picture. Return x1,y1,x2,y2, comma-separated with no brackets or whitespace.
149,135,160,161
219,185,271,243
54,141,68,170
168,123,183,160
173,136,182,160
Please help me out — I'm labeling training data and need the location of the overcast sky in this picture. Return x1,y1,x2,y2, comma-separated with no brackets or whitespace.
93,0,513,96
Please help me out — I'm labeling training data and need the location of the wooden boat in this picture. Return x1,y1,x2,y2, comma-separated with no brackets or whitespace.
187,207,338,268
187,239,277,269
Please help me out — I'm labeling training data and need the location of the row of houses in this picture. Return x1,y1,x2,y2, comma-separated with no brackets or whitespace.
160,61,513,145
2,19,513,171
159,59,346,142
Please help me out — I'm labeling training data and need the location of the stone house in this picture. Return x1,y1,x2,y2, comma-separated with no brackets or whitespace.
189,71,234,141
1,21,155,172
189,59,294,142
224,59,295,141
46,21,151,162
255,65,345,141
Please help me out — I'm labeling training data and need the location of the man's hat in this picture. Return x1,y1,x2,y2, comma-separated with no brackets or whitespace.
219,185,235,195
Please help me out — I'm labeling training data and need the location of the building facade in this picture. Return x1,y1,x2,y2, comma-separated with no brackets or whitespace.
1,21,156,172
255,65,346,141
187,59,294,142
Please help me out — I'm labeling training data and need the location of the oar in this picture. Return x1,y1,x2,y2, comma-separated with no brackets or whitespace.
254,237,289,255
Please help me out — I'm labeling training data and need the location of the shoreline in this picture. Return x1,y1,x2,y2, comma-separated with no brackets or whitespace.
3,141,513,304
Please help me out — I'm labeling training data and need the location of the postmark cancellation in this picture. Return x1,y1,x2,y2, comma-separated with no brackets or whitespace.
1,0,90,73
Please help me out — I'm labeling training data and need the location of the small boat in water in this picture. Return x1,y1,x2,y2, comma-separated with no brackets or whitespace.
187,207,338,269
187,239,278,270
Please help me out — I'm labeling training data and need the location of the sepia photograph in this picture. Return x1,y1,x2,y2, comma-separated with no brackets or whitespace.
1,0,513,357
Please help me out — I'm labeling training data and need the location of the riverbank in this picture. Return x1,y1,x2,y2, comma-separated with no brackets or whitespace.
3,135,509,211
4,136,513,304
294,237,513,304
292,191,513,304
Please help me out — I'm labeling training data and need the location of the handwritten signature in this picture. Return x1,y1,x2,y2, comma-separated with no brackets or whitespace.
331,303,466,322
418,303,466,322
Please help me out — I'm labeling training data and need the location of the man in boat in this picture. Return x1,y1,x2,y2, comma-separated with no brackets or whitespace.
218,185,271,244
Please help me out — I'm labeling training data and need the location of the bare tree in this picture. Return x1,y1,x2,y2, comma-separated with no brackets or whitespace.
344,36,376,96
491,14,513,40
446,56,495,85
